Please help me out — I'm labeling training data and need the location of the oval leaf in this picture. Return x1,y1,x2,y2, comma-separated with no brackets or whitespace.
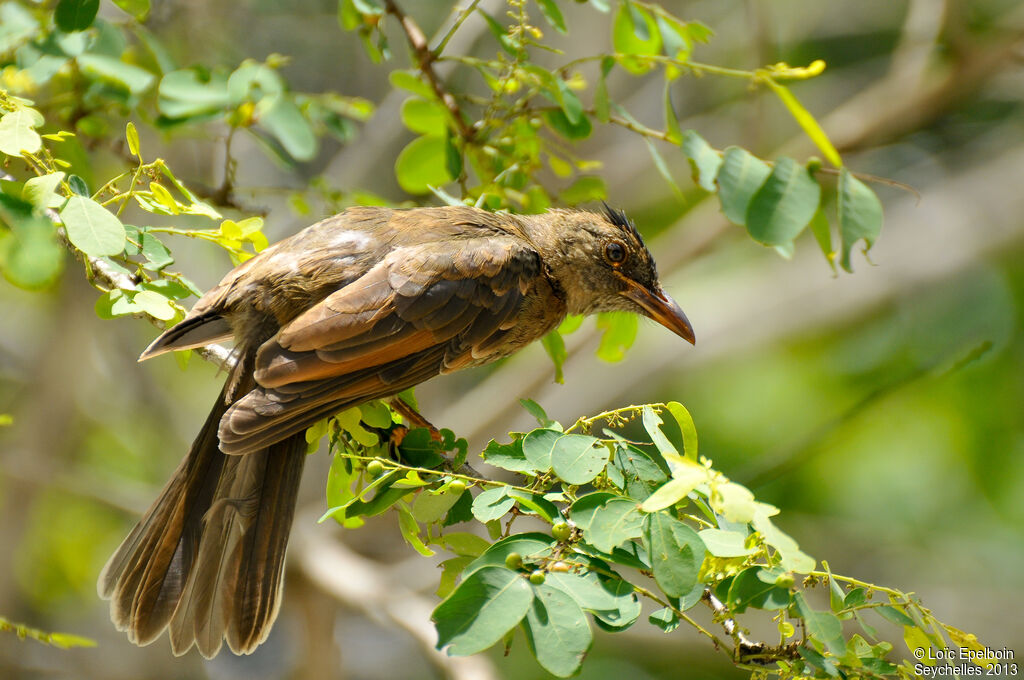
838,167,883,272
551,434,607,485
524,584,593,677
60,196,126,256
682,129,722,192
746,157,821,245
395,135,454,194
715,146,771,227
433,566,533,656
55,0,99,32
644,512,704,597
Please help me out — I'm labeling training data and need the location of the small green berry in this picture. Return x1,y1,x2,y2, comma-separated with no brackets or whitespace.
529,570,546,585
505,552,523,570
552,522,571,542
775,573,795,588
366,460,384,478
448,480,467,494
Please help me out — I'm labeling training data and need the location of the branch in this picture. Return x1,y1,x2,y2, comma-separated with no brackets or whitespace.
292,517,499,680
384,0,476,142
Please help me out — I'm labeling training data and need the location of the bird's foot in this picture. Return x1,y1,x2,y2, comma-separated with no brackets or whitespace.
388,396,443,442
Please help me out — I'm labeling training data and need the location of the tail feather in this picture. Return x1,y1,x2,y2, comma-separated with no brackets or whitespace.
99,378,307,658
99,386,230,646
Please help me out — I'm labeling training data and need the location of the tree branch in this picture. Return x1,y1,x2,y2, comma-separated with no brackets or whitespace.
383,0,476,142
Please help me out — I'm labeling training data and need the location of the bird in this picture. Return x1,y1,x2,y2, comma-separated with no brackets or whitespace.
98,203,695,659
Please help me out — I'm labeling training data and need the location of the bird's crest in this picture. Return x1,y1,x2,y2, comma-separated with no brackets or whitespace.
601,202,641,242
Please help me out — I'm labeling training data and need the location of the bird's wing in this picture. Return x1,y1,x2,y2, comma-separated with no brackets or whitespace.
217,235,542,454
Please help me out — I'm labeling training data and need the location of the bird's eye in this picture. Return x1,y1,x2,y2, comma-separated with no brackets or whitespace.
604,240,627,265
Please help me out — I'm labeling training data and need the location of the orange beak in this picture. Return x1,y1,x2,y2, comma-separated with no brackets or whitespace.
617,275,696,345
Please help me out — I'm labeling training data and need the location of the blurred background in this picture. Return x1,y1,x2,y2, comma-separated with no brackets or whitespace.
1,0,1023,678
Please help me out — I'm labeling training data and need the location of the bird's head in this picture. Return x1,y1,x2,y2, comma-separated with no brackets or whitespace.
523,204,695,345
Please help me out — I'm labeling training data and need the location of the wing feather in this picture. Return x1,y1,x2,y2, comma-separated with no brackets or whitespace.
217,236,542,455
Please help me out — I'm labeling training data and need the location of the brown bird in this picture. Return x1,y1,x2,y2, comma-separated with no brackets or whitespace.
98,204,694,658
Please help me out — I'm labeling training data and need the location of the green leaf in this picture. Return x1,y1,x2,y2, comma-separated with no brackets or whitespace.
612,3,661,74
711,481,757,523
0,4,38,55
544,108,592,140
551,434,607,485
60,196,126,256
158,69,231,118
395,135,454,194
649,607,680,632
752,506,816,573
681,130,722,192
438,532,490,558
139,231,173,270
76,55,155,95
397,503,434,556
555,76,583,125
543,571,616,615
588,575,642,629
875,604,915,627
22,172,66,210
639,473,703,512
643,512,704,597
481,438,534,472
746,156,821,245
794,592,845,654
352,0,384,15
0,196,64,290
641,405,677,457
610,443,666,500
433,566,533,656
508,489,559,523
523,584,592,677
595,311,637,362
133,290,175,320
540,330,566,383
903,626,934,665
579,497,644,553
838,167,883,272
809,205,835,270
520,398,556,427
726,567,791,612
559,176,607,205
522,428,561,472
465,533,555,577
389,70,435,98
0,109,43,156
55,0,99,32
663,82,683,144
227,61,283,104
112,0,150,20
125,121,140,157
535,0,567,35
471,487,515,522
570,492,617,531
400,97,447,136
665,401,698,460
698,529,753,557
715,146,771,226
259,97,316,161
411,487,464,524
765,79,842,168
437,556,473,598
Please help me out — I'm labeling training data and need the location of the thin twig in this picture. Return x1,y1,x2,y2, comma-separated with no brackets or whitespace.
384,0,476,141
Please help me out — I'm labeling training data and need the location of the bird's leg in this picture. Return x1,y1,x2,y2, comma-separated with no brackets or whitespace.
388,397,444,442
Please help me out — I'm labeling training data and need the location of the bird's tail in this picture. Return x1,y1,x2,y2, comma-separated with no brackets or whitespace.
98,380,307,658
